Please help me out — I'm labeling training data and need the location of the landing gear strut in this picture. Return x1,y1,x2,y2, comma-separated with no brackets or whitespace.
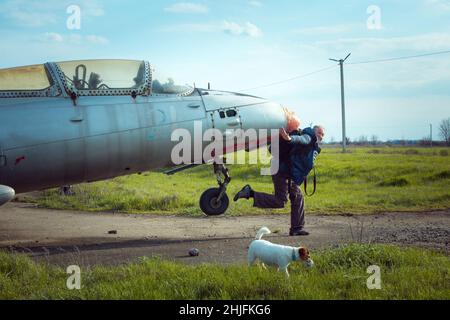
199,161,231,216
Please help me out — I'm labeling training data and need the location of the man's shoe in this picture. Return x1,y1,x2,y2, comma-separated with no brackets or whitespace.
233,185,252,201
289,229,310,236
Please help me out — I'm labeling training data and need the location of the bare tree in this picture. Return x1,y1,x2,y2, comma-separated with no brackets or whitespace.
419,136,431,147
358,135,368,145
439,118,450,146
370,135,378,145
345,137,351,145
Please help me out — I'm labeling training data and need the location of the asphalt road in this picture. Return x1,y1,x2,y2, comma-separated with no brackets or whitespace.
0,202,448,267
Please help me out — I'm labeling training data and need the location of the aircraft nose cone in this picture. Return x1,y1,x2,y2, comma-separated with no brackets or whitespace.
0,185,15,206
247,100,291,130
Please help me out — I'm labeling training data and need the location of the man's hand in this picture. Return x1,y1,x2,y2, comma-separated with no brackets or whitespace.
279,128,292,141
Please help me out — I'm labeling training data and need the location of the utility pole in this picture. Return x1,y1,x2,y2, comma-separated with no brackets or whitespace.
430,124,433,147
330,53,351,153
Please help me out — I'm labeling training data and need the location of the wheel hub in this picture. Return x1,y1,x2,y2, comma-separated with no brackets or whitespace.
210,197,221,209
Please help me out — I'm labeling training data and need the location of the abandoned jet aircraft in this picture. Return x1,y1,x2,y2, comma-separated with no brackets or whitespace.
0,59,287,215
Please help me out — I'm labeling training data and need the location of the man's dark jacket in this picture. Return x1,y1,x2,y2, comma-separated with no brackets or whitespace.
276,127,321,185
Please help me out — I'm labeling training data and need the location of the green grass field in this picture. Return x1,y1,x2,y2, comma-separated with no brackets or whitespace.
0,244,448,299
23,146,450,216
7,148,450,300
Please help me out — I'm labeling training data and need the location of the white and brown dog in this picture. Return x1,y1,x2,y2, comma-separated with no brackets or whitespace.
247,227,313,277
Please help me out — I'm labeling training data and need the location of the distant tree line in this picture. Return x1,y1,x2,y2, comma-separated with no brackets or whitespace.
324,118,450,147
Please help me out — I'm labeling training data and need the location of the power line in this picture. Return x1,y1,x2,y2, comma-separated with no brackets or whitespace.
348,49,450,65
237,49,450,92
238,64,337,92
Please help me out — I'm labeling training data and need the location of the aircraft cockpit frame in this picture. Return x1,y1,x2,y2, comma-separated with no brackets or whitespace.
0,59,195,99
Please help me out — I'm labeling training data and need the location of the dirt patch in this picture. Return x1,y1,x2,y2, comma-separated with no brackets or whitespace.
0,202,448,267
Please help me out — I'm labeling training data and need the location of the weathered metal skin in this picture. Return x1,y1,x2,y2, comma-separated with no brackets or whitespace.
0,60,287,197
0,185,14,206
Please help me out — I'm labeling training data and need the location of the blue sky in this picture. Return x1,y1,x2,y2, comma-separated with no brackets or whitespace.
1,0,449,141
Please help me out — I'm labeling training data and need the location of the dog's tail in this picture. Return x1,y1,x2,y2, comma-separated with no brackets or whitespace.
255,227,271,240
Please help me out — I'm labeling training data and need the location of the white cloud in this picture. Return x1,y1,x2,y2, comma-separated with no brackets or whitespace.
249,1,263,7
11,12,57,27
425,0,450,11
294,24,355,36
315,33,450,54
38,32,64,42
160,23,217,33
164,2,209,14
86,35,109,45
223,21,245,35
0,0,105,27
223,21,262,37
160,21,263,37
35,33,108,45
82,1,105,16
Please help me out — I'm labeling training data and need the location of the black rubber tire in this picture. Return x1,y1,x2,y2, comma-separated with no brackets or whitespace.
199,188,229,216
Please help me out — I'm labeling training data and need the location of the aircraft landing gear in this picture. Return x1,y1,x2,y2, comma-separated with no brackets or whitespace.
199,162,231,216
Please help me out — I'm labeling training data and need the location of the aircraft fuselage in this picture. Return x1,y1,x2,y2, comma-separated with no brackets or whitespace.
0,60,287,210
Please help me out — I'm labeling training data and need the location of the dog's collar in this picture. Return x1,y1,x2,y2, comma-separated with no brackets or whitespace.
292,248,297,261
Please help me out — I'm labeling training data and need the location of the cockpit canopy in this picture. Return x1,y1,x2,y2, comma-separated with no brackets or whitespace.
57,59,146,91
0,64,53,91
151,69,193,95
57,59,193,96
0,59,194,98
